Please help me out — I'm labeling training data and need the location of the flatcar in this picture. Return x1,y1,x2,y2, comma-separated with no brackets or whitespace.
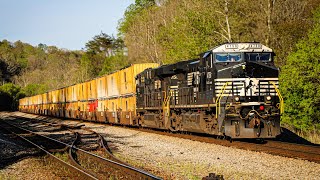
19,42,283,139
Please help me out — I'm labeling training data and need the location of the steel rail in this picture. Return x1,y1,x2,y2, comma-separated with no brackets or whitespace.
81,127,131,165
13,114,320,164
0,120,97,180
68,132,100,178
129,127,320,163
71,130,161,180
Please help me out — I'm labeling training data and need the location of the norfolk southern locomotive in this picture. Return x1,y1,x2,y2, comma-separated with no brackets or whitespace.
136,42,282,138
19,42,282,139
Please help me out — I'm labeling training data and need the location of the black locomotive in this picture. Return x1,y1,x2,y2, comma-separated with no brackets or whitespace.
136,42,282,139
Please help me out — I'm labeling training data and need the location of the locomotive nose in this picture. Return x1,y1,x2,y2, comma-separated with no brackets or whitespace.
231,63,247,78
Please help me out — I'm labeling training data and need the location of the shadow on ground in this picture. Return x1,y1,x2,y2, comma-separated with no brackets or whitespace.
275,127,319,146
0,119,44,169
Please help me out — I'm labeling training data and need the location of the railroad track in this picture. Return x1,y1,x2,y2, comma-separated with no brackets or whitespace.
253,140,320,162
8,113,320,163
0,117,161,179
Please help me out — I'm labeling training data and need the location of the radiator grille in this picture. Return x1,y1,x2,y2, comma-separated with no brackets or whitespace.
214,78,279,97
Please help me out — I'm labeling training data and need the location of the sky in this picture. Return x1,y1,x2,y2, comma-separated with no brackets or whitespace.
0,0,134,50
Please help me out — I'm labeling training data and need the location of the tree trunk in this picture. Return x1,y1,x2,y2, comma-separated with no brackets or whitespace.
225,0,232,42
266,0,275,46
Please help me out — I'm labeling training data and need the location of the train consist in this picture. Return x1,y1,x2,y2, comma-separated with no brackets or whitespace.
19,42,283,139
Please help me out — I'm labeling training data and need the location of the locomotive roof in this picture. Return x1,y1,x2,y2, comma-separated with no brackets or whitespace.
210,42,272,53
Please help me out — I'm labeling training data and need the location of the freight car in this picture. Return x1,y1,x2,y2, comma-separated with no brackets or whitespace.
19,63,159,124
19,42,283,139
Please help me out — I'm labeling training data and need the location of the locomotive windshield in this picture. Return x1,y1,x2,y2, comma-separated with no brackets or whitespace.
215,53,241,62
245,53,271,62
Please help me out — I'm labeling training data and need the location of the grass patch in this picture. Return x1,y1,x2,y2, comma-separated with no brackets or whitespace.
53,152,69,161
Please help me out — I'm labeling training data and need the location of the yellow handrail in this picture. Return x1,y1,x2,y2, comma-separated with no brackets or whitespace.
215,82,229,118
162,90,172,118
270,81,284,114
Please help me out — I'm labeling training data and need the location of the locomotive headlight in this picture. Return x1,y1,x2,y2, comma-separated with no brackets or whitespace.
266,96,272,101
235,96,240,102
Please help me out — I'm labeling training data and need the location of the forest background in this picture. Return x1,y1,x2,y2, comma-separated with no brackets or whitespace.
0,0,319,140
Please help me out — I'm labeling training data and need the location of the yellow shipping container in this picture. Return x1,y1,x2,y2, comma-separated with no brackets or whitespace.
119,63,158,96
19,98,27,112
97,99,106,112
119,96,136,112
66,86,72,103
42,93,48,104
30,96,34,106
88,79,97,100
78,82,88,101
19,63,159,122
19,98,25,106
58,88,66,103
52,90,59,103
71,85,78,102
47,91,52,104
97,76,107,99
106,71,120,98
119,67,133,95
35,94,42,105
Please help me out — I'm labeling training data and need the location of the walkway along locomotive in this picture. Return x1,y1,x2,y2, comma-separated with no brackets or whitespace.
19,42,283,139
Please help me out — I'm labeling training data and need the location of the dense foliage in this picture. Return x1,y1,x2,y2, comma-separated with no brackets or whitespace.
0,83,24,111
118,0,320,65
280,7,320,132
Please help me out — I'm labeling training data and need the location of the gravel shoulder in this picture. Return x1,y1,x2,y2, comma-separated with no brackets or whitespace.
2,112,320,180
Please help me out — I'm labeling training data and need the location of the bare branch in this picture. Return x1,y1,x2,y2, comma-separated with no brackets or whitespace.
215,10,225,15
213,31,230,42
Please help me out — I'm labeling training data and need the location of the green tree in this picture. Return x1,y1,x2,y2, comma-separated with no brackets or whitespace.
118,0,156,35
280,7,320,132
84,32,128,76
86,33,114,56
79,53,94,82
0,83,25,110
22,83,48,97
99,53,129,76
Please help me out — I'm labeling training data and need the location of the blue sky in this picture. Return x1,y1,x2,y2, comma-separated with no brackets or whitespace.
0,0,134,50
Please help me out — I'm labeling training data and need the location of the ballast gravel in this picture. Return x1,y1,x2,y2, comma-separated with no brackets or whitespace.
3,112,320,179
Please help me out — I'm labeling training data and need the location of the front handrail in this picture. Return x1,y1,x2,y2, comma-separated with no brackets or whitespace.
270,81,284,114
215,82,230,118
